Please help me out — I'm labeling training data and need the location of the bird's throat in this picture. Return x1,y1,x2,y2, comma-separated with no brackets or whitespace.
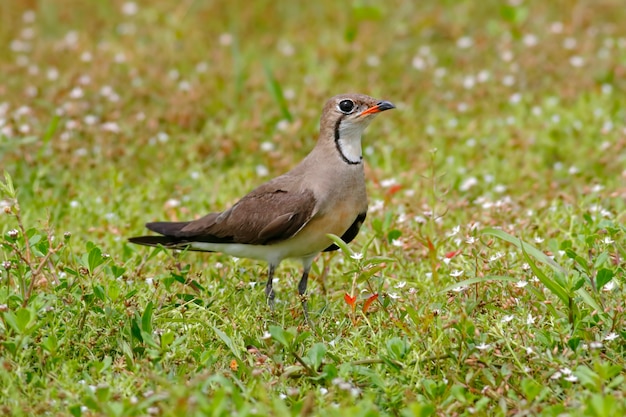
335,120,366,165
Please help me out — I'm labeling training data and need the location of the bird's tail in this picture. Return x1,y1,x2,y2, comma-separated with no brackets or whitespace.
127,235,184,248
128,221,191,247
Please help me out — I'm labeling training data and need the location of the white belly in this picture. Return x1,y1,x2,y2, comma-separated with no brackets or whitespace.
189,207,358,265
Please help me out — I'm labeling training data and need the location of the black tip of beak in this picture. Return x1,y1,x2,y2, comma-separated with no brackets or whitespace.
376,100,395,112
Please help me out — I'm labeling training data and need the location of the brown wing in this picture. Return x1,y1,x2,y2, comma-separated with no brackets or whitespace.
146,184,317,246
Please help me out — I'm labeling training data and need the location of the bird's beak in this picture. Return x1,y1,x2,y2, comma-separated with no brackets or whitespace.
358,100,396,117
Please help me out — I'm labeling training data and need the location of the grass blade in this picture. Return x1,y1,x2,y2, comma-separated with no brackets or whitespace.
440,275,518,293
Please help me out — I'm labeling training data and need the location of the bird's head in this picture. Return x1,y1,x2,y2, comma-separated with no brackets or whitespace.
320,93,395,164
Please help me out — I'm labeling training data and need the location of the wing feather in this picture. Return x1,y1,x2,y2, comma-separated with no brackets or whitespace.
139,184,317,246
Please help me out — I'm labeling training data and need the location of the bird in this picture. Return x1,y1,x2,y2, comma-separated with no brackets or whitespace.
129,93,395,323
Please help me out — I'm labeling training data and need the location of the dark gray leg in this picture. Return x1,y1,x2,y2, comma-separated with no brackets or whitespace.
265,264,276,309
298,262,313,325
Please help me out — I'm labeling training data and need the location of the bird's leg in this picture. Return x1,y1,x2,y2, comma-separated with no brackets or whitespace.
298,260,313,326
265,264,276,309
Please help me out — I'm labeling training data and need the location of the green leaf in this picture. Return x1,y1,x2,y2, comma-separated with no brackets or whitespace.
575,365,600,391
93,284,106,302
386,337,409,361
160,331,175,350
269,325,291,348
521,246,570,305
565,248,590,275
593,252,609,269
387,229,402,242
1,170,16,196
211,325,242,360
481,228,565,273
402,402,435,417
440,275,518,293
142,301,154,333
5,308,34,334
41,333,58,354
326,233,354,258
596,268,614,290
520,378,542,401
87,245,105,274
263,62,292,122
307,343,326,370
140,330,160,350
109,265,125,279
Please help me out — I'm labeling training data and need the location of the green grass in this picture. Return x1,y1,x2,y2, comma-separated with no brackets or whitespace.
1,0,625,415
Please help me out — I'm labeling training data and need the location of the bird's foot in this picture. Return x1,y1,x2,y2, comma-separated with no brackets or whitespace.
299,294,313,327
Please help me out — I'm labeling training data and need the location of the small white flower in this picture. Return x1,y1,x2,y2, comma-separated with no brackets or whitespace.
69,87,84,99
380,178,397,188
502,75,516,86
534,236,544,243
589,341,603,349
501,315,514,323
219,33,233,46
564,375,578,382
101,122,120,133
465,236,477,244
551,371,562,380
388,292,401,299
100,85,114,97
476,342,491,351
477,70,490,83
563,37,577,49
450,270,463,277
463,76,475,89
394,281,407,289
195,62,209,73
452,285,468,293
604,332,618,341
370,199,384,212
350,253,363,261
456,36,473,49
412,56,426,70
256,165,269,177
413,215,426,224
603,237,614,244
515,280,528,288
489,252,504,262
523,34,538,47
391,239,403,247
122,2,138,16
526,313,535,325
459,177,478,191
569,56,585,67
164,198,180,208
447,225,461,237
260,141,275,152
366,55,380,67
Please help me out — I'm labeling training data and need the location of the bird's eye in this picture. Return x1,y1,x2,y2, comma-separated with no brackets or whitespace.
338,99,355,113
